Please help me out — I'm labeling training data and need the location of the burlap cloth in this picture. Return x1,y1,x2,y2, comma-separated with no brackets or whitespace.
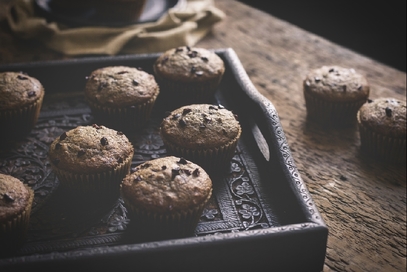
6,0,225,55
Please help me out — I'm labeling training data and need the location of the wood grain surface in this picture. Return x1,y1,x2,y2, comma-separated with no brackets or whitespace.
0,0,405,271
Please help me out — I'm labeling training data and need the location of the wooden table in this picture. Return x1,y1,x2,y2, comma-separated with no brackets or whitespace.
0,0,405,271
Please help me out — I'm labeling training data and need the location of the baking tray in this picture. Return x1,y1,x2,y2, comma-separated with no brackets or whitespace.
0,48,328,272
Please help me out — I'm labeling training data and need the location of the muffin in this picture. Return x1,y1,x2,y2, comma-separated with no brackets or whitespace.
160,104,241,173
153,46,225,111
48,124,134,197
84,66,159,133
0,173,34,253
120,156,212,239
357,98,406,164
0,71,45,142
303,65,370,126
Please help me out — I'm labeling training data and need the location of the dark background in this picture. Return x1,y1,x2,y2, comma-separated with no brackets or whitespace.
237,0,406,72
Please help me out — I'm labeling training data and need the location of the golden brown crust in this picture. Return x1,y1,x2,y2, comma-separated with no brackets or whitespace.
303,66,369,102
0,173,33,222
160,104,241,150
84,66,159,108
154,47,225,83
0,72,45,110
357,98,406,138
48,125,134,174
120,156,212,213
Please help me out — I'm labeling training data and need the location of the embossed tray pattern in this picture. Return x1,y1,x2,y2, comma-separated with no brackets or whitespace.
0,48,328,271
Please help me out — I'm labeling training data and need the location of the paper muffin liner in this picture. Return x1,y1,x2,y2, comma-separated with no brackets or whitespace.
304,91,367,126
155,74,224,111
87,93,158,133
357,115,406,164
0,94,44,140
51,153,133,197
122,190,212,239
162,128,241,174
0,187,34,252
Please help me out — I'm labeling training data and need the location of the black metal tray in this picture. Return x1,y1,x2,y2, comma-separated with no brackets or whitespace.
0,48,328,272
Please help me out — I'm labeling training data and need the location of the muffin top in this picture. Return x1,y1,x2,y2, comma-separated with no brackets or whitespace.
84,66,159,107
0,173,34,222
160,104,241,150
48,124,134,174
120,156,212,213
153,46,225,83
303,66,370,102
0,72,45,110
357,97,406,138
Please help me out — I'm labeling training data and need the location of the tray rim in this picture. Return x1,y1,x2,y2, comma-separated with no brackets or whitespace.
0,48,328,270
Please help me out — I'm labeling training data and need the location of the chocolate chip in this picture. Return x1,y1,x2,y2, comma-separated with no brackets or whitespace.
188,51,198,58
193,168,200,177
93,124,102,129
191,66,196,73
340,175,348,181
117,131,124,135
3,193,14,202
329,68,335,73
186,46,191,51
100,137,109,146
385,107,392,117
209,106,218,110
98,82,108,91
172,167,181,179
182,108,192,115
17,75,28,80
178,158,188,165
201,57,209,62
218,104,225,109
162,165,167,170
131,167,139,173
175,47,184,53
117,71,128,75
357,85,363,91
162,56,169,64
234,114,239,121
137,67,143,71
314,77,320,82
59,132,67,141
55,143,61,150
77,150,86,157
141,163,151,169
184,169,192,176
27,91,36,97
133,176,142,183
132,79,139,86
172,113,181,120
204,116,212,123
368,99,373,103
195,71,204,76
179,119,187,127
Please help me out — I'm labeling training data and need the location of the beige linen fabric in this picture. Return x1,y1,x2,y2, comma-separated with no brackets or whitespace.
6,0,225,55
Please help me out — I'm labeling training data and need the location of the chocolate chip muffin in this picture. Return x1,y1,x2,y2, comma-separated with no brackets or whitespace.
120,156,212,239
48,124,134,197
0,71,45,142
153,46,225,111
0,173,34,253
303,65,370,126
357,98,406,164
84,66,159,134
160,104,241,173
